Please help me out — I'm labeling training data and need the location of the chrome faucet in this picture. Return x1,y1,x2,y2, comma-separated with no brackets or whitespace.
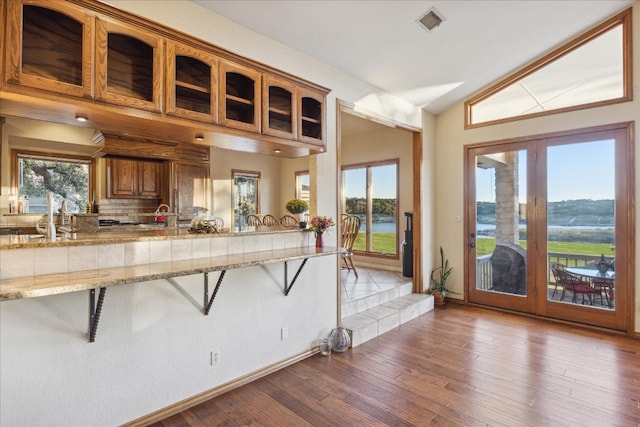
60,199,68,226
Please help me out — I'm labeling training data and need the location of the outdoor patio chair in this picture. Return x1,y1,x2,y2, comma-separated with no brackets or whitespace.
262,214,280,226
551,265,601,305
341,215,361,278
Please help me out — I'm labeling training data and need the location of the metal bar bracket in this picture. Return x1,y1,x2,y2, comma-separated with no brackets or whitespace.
89,287,106,343
204,270,226,315
284,258,308,296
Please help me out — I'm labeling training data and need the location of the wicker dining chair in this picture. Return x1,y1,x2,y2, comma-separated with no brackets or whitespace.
246,214,262,226
262,214,280,226
341,215,361,278
280,215,299,227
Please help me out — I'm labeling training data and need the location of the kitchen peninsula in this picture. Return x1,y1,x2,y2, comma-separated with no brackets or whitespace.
0,226,342,341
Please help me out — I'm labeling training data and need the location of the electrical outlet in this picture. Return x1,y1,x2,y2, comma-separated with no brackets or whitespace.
281,327,289,340
210,350,220,365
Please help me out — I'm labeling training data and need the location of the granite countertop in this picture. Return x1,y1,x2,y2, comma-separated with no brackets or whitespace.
0,246,342,301
0,225,307,249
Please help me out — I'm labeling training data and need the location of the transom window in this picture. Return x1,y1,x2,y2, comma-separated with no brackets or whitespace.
465,8,631,128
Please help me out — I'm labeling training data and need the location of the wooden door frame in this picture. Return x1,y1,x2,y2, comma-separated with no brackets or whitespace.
336,100,423,324
463,122,635,334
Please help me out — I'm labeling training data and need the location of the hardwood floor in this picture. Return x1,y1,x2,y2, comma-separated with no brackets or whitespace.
151,304,640,427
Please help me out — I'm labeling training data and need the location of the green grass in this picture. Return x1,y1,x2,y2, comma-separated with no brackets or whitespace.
353,232,397,254
351,234,613,259
477,237,615,257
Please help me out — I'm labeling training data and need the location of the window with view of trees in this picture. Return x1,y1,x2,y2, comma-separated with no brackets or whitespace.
343,160,398,257
15,151,91,213
295,171,309,203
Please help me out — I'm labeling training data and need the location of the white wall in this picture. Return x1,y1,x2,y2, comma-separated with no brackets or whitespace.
0,2,426,426
210,148,284,227
434,2,640,332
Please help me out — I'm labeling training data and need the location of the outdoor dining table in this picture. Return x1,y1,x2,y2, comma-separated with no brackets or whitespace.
566,267,615,308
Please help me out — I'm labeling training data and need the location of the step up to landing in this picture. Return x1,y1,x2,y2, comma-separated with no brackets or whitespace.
342,293,434,348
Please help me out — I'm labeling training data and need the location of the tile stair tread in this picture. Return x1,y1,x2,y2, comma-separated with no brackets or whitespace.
342,293,434,347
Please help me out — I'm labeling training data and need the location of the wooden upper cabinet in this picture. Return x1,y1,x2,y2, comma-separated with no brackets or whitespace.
165,41,218,123
173,161,209,220
107,158,163,199
95,17,163,112
262,75,297,140
219,60,261,133
4,0,93,98
298,88,325,145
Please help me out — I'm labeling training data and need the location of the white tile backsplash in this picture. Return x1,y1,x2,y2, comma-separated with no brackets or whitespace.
98,243,125,269
34,247,68,275
68,245,98,272
3,231,309,278
0,248,35,279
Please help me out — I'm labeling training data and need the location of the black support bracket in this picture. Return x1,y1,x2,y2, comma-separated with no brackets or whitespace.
88,287,106,343
204,270,226,315
284,258,308,296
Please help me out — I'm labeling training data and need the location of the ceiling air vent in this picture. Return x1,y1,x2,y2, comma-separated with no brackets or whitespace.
417,8,444,32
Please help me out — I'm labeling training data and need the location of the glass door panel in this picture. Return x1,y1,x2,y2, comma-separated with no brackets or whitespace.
468,147,531,312
538,129,628,331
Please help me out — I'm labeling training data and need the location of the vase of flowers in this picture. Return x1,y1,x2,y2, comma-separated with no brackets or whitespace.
309,215,335,248
285,198,309,228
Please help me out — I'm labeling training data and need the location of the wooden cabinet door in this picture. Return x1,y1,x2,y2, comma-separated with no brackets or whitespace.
262,75,297,139
174,162,209,220
165,41,218,123
138,161,163,198
298,87,325,145
4,0,93,98
95,17,163,112
219,60,261,133
108,158,138,198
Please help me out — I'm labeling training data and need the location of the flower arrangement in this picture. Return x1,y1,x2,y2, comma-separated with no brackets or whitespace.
308,215,335,234
285,198,309,214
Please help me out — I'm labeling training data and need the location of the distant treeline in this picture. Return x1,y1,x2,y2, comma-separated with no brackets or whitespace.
477,199,614,226
346,198,396,216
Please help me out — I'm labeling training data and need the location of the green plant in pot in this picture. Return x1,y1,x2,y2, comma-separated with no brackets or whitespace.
285,198,309,228
429,246,454,306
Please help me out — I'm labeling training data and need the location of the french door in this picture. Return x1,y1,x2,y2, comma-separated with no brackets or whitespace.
466,123,633,331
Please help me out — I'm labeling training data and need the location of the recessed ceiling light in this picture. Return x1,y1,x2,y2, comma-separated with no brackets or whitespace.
195,134,204,141
75,115,88,122
417,7,444,32
273,149,281,153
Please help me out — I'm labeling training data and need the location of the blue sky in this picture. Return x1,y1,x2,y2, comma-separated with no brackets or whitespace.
344,164,397,199
476,139,615,203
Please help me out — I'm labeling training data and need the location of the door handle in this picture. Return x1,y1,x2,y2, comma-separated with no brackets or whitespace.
469,243,476,248
470,233,476,238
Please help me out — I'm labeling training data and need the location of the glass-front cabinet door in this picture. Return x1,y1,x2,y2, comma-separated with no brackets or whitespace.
219,60,261,133
4,0,93,98
165,41,218,123
262,74,296,139
95,17,164,112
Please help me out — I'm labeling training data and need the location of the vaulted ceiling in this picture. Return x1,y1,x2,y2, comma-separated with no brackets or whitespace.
192,0,634,115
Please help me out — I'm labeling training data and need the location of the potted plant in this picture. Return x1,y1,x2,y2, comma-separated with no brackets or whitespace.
285,198,309,228
429,246,454,306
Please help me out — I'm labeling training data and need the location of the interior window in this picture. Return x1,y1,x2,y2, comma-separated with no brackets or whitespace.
343,160,398,257
295,171,309,203
465,9,631,128
15,151,91,213
232,170,260,227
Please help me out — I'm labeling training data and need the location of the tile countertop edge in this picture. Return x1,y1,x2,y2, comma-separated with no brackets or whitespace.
0,227,309,249
0,246,344,301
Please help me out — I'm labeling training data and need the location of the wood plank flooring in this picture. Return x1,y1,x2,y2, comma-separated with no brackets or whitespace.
151,304,640,427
